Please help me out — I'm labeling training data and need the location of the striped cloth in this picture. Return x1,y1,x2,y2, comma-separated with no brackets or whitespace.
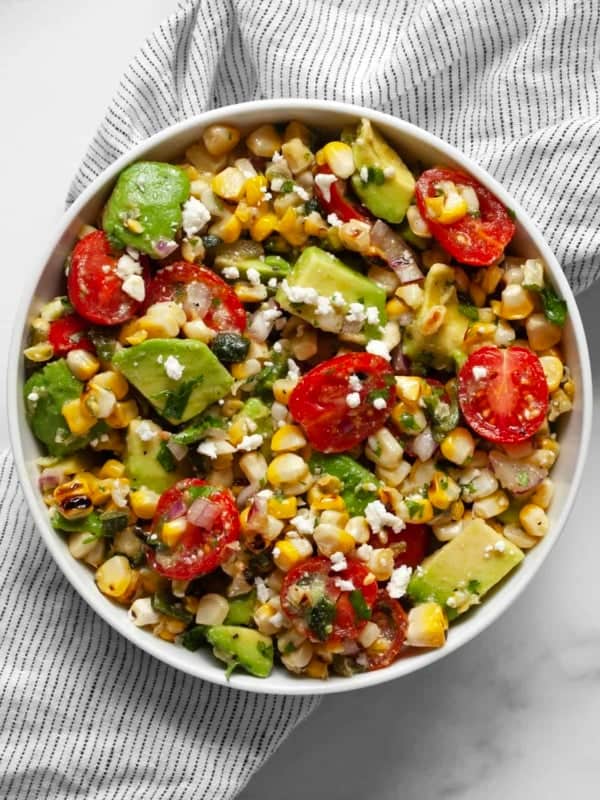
5,1,598,798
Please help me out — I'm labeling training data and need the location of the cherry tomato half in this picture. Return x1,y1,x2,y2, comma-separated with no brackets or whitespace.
458,345,549,444
365,591,408,671
68,231,148,326
288,353,395,453
148,479,240,580
415,167,515,266
280,557,377,643
48,314,94,356
314,165,372,224
387,524,429,569
144,262,246,333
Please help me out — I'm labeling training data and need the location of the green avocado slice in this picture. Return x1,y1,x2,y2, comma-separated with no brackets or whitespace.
206,626,274,678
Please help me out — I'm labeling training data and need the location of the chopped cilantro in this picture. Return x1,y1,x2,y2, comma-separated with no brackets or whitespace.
281,179,295,193
400,413,420,432
156,441,176,473
161,377,204,421
151,591,193,623
171,414,225,446
467,579,481,595
308,597,336,641
524,283,567,327
367,388,390,404
458,303,479,321
187,484,218,500
181,625,208,651
304,197,321,215
405,498,422,519
349,590,372,621
516,469,530,487
366,166,385,185
257,640,274,660
202,234,222,249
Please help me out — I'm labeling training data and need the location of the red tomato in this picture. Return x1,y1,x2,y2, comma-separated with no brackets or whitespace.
68,231,148,326
280,557,377,643
145,262,246,333
365,591,408,671
288,353,395,453
313,165,371,224
148,479,240,580
387,524,428,568
458,345,549,444
415,167,515,266
48,314,94,356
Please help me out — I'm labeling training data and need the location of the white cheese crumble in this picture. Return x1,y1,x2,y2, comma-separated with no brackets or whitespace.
494,540,506,553
111,481,130,508
237,434,264,452
182,196,211,236
365,500,405,534
272,151,285,164
345,302,366,324
246,267,261,286
272,341,283,353
472,365,488,380
356,543,374,562
222,266,240,280
372,397,387,410
164,355,184,381
27,392,39,403
268,277,278,289
315,295,333,316
365,306,380,325
279,279,319,306
314,172,337,203
126,247,140,261
348,374,362,392
330,551,348,572
290,511,316,535
121,274,146,302
261,307,282,323
346,392,361,409
136,421,157,442
359,166,369,182
330,291,346,308
197,441,218,459
327,212,342,228
116,254,142,280
387,565,412,599
366,339,391,361
255,577,272,603
270,177,284,192
287,359,301,380
334,578,356,592
294,185,310,201
383,166,396,178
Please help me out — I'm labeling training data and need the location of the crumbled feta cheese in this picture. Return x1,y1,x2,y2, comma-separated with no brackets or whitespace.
359,166,369,182
315,295,334,316
293,185,310,201
494,539,506,553
115,254,142,280
182,196,211,236
383,166,395,178
387,565,412,599
330,291,346,308
137,421,157,442
345,302,367,324
270,177,284,192
27,392,39,403
102,264,111,274
111,481,129,508
365,500,405,534
246,267,261,286
356,543,374,562
222,266,240,280
255,577,272,603
327,212,342,228
263,192,273,201
366,339,391,361
330,551,348,572
121,274,146,302
279,279,319,306
290,511,316,535
365,306,380,325
314,172,337,203
334,578,356,592
197,441,218,459
348,374,362,392
126,247,140,261
164,355,184,381
237,434,264,452
446,596,458,609
346,392,361,409
268,277,278,288
262,307,282,323
287,359,300,380
272,341,283,353
472,366,488,380
272,151,285,164
271,401,288,423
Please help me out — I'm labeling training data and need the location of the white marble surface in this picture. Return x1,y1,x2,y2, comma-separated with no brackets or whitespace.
3,1,599,797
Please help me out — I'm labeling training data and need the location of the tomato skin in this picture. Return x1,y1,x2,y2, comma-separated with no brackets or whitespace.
149,478,240,580
48,314,94,356
68,231,148,326
144,262,246,333
288,353,395,453
387,524,428,569
365,591,408,671
415,167,515,266
314,165,371,224
458,345,549,444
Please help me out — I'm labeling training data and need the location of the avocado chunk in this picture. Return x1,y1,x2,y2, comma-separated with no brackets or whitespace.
124,419,187,493
232,398,273,438
309,453,380,516
218,256,291,282
276,246,386,340
102,162,190,257
407,519,524,620
351,119,415,223
402,263,469,371
113,339,233,424
206,625,274,678
24,359,101,457
225,591,257,625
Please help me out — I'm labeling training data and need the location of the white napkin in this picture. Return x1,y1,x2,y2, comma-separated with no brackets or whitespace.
5,1,599,798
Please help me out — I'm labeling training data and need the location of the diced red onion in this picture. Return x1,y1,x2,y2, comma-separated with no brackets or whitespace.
236,483,260,511
412,427,438,462
38,466,66,492
391,345,410,375
245,492,269,529
187,497,221,528
153,238,179,258
343,639,360,656
166,440,188,461
371,220,424,284
489,450,547,495
183,281,212,319
166,497,187,520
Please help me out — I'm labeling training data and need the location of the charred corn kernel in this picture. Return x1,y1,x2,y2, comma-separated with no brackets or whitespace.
523,258,544,288
386,297,410,320
548,388,573,421
313,524,355,557
316,141,355,178
66,349,100,381
406,204,431,237
526,313,562,351
398,496,434,524
91,371,129,400
499,284,535,320
244,175,268,205
54,477,93,519
106,400,138,429
468,283,487,308
338,219,371,253
233,282,268,303
440,427,475,465
281,137,314,174
531,478,554,510
395,376,422,405
390,402,427,435
405,603,448,648
210,211,242,244
519,504,549,537
230,358,262,380
181,236,206,264
95,555,135,600
273,378,297,405
98,459,125,479
307,485,346,512
24,342,53,362
239,452,268,485
182,318,216,343
271,424,307,453
61,397,97,436
395,282,424,309
267,453,309,487
246,124,282,158
375,461,412,488
428,471,461,510
345,516,370,544
195,593,230,626
273,539,312,572
473,490,509,519
268,495,297,519
128,597,160,628
366,428,404,469
130,487,160,519
503,523,539,549
202,124,240,156
425,181,468,224
278,207,307,247
83,385,116,419
161,517,188,548
305,657,328,679
212,166,246,201
367,548,395,581
450,499,465,520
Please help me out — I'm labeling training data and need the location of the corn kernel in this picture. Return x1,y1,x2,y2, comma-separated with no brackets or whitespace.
390,402,427,435
210,212,243,244
526,313,562,351
98,459,125,479
267,453,309,487
278,207,307,247
268,495,298,519
91,371,129,400
161,517,188,548
440,427,475,465
66,349,100,381
230,358,262,380
244,175,268,205
345,516,370,544
61,397,97,436
271,424,307,453
273,378,298,405
281,137,314,174
246,125,282,158
499,284,535,320
473,490,510,519
24,342,54,362
304,211,328,237
95,555,135,600
106,400,138,429
273,539,311,572
313,524,355,557
398,496,434,524
305,657,328,680
202,124,240,156
367,548,395,581
130,487,160,519
428,471,461,510
405,603,448,648
531,478,554,510
316,141,355,178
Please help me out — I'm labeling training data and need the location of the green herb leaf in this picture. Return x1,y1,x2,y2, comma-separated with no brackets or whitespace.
181,625,209,651
516,469,530,487
100,510,129,537
405,498,422,519
400,413,420,432
308,597,336,641
366,166,385,185
156,441,176,473
171,414,225,446
281,179,295,193
524,283,567,326
349,590,372,621
458,303,479,321
187,484,218,500
151,591,193,623
467,579,481,595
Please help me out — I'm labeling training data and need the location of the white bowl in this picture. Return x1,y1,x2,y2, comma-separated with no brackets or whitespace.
9,100,592,695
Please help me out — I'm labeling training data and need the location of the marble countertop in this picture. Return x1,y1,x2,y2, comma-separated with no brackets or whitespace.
3,1,599,797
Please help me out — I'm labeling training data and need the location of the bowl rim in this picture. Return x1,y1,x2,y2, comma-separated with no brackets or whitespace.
8,98,593,695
